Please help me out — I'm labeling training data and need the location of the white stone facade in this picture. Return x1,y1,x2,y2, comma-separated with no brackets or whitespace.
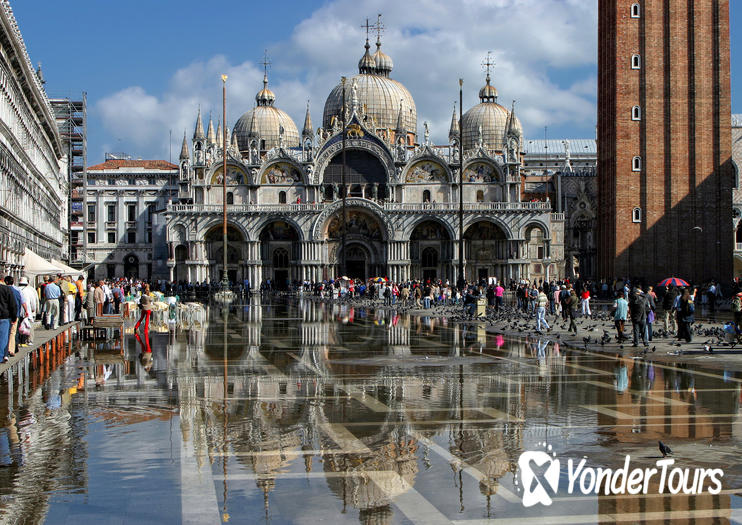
85,158,177,280
0,1,67,276
165,111,565,287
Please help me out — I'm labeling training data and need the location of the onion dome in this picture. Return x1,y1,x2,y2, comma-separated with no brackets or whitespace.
358,39,376,74
255,74,276,106
461,72,522,151
372,38,393,77
233,73,299,152
323,38,416,135
478,72,498,102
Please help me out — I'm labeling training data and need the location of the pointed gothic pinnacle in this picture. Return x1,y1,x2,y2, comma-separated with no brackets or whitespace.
302,100,313,139
179,131,189,160
449,101,459,142
193,106,205,140
216,120,223,148
206,114,216,144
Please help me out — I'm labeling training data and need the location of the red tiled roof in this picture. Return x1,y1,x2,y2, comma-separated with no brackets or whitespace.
87,159,178,171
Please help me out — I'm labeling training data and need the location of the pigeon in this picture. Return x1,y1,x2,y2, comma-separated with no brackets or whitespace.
658,441,672,458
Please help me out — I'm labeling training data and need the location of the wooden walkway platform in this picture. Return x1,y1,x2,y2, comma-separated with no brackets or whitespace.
0,322,80,382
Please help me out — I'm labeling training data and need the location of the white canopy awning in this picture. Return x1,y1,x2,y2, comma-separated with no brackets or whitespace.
23,248,63,276
52,259,85,278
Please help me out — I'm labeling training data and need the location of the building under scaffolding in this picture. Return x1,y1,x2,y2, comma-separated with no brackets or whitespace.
50,94,87,267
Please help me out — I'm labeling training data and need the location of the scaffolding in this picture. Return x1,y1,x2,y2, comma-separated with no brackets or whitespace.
50,93,87,268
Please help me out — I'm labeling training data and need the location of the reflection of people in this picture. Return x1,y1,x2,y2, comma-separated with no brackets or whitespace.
614,355,628,393
134,284,153,334
136,331,153,372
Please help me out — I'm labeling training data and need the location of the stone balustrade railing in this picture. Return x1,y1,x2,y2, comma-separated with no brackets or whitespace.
167,200,552,214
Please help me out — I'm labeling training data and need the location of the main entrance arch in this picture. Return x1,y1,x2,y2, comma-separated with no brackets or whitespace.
259,220,300,289
464,220,509,283
205,225,245,283
324,208,386,279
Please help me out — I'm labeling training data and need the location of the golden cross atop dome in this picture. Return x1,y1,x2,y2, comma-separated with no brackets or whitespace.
261,49,271,77
482,51,495,78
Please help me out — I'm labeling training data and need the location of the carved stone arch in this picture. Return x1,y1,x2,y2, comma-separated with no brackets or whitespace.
169,223,187,244
198,219,252,242
462,158,505,183
310,198,390,241
208,161,249,185
253,214,306,242
314,136,395,186
258,157,307,186
462,215,513,239
405,215,456,241
519,219,551,240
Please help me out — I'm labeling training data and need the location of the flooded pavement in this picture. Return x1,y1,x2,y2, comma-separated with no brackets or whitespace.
1,297,742,524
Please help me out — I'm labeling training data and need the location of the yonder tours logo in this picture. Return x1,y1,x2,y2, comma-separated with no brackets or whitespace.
515,443,723,507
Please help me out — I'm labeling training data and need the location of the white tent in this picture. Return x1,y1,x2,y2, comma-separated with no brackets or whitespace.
23,248,63,276
52,259,85,279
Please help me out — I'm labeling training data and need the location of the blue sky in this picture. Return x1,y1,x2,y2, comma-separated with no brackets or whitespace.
11,0,741,163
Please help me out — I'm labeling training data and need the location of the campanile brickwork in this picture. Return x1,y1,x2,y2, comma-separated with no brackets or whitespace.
598,0,733,283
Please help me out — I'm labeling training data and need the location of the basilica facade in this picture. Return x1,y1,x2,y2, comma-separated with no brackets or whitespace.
164,35,565,287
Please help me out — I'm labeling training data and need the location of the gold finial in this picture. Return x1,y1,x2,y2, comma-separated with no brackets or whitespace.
482,51,495,82
221,74,227,82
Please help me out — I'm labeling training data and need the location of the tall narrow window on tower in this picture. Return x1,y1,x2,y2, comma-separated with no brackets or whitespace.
632,156,642,172
631,54,641,69
631,106,641,121
632,208,642,223
631,3,641,18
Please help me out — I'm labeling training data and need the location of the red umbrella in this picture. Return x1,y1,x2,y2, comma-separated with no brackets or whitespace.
659,277,689,287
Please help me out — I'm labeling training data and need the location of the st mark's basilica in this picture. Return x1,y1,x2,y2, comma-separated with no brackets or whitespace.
164,30,566,287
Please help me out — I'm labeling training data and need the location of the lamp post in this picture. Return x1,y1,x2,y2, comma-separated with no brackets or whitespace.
457,78,464,289
340,76,347,279
221,74,229,291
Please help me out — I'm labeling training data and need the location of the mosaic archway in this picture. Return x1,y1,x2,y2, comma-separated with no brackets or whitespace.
324,208,386,279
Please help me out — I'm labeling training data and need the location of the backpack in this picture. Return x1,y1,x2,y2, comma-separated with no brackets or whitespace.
733,297,742,313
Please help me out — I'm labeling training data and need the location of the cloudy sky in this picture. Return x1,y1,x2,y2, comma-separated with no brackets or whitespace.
12,0,741,163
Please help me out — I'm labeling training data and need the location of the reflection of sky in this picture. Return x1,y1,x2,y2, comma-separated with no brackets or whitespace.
4,298,742,522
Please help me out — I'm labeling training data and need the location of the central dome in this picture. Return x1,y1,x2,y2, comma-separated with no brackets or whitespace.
323,39,416,135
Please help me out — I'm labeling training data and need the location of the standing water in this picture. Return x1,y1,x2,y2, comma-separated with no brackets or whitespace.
0,296,741,524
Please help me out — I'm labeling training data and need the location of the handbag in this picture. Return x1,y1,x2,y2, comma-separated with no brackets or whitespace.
19,317,31,335
647,310,655,324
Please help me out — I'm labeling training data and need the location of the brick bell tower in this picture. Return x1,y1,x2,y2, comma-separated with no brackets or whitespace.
598,0,734,284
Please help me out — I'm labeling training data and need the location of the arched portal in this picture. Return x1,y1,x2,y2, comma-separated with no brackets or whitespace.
124,253,139,278
323,150,388,201
205,224,246,283
324,208,386,279
410,220,452,282
259,220,300,289
174,244,188,283
464,221,508,283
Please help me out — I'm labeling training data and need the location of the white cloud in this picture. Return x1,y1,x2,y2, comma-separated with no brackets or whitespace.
96,0,598,160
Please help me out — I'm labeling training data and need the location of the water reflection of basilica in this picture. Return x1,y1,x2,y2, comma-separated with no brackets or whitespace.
2,299,742,523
